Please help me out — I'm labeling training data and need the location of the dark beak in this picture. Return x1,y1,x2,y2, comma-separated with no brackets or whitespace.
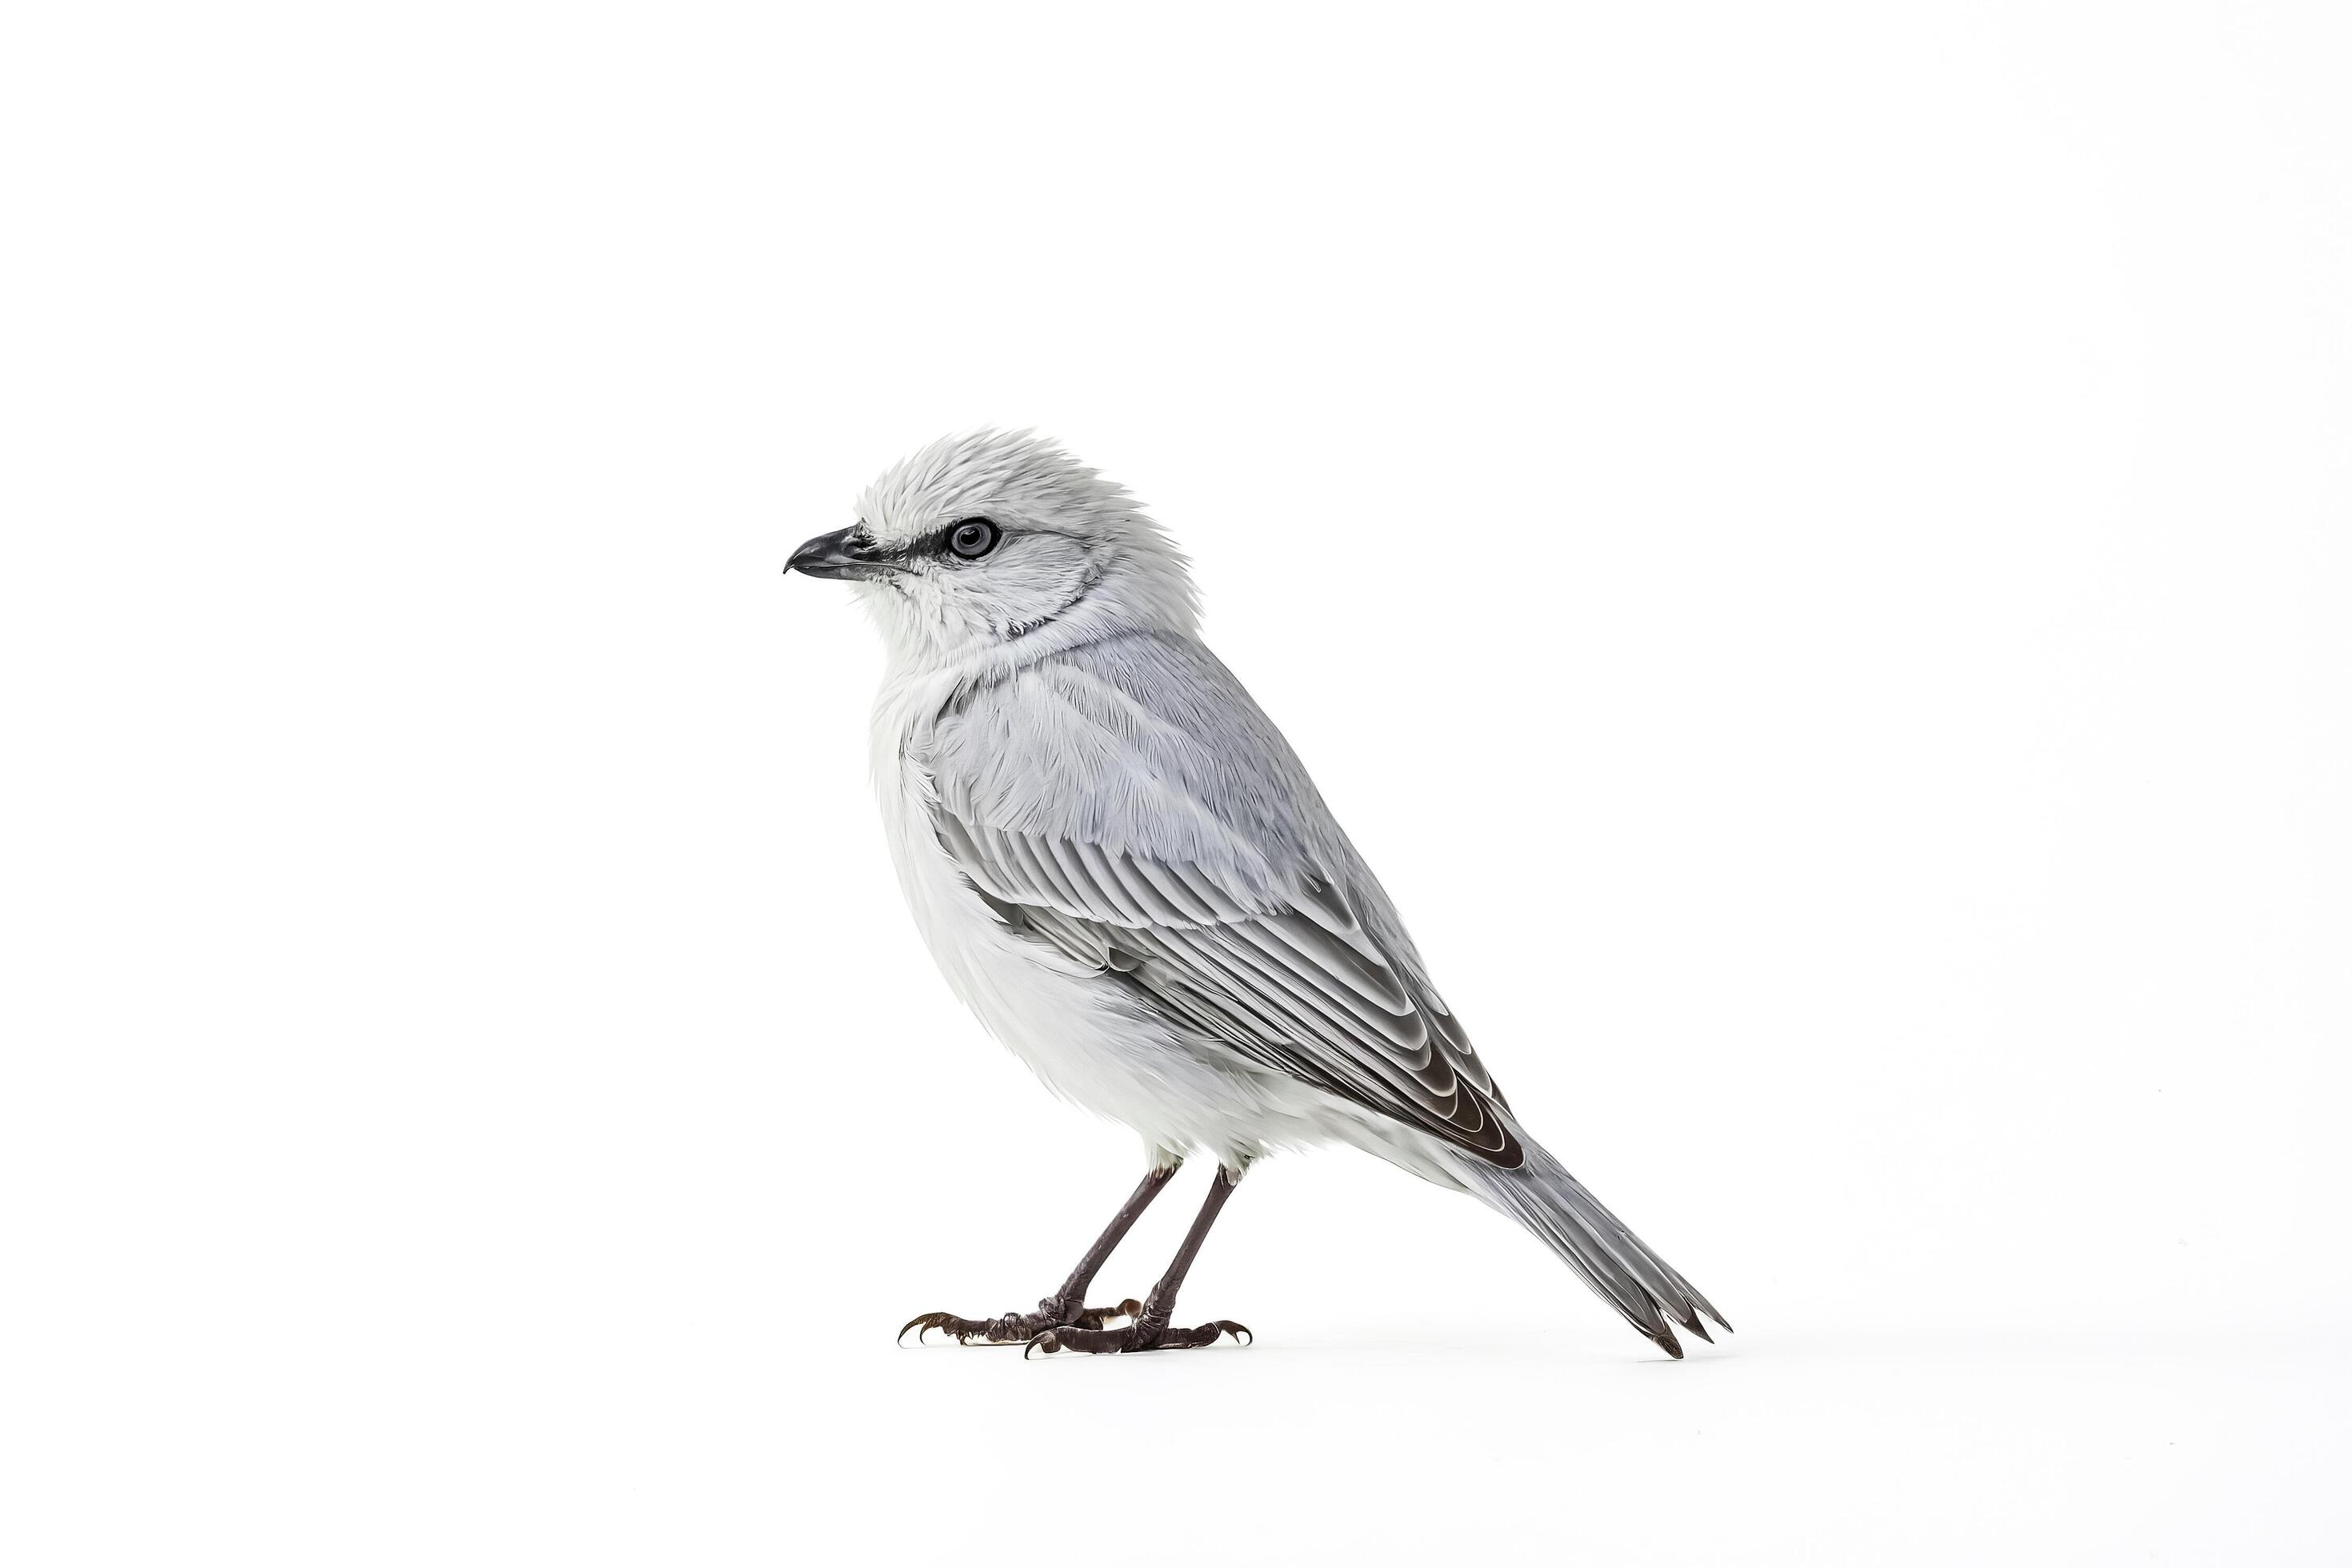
785,526,890,581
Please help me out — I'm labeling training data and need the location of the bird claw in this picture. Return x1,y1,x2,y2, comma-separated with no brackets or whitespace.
897,1311,977,1346
901,1299,1247,1354
1021,1317,1253,1358
898,1300,1138,1347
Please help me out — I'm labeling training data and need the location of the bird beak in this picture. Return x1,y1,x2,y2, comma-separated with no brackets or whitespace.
785,526,890,581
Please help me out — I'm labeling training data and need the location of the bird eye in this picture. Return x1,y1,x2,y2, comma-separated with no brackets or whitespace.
947,518,1000,559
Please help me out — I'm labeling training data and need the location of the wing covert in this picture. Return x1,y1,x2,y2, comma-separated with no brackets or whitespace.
932,812,1522,1167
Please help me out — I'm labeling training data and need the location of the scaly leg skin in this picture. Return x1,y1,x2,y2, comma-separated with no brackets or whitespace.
898,1163,1180,1347
1028,1165,1251,1357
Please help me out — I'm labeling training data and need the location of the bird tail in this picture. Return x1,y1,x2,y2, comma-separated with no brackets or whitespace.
1452,1138,1730,1358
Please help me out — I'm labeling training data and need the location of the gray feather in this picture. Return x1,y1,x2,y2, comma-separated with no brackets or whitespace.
1456,1141,1731,1358
918,629,1517,1164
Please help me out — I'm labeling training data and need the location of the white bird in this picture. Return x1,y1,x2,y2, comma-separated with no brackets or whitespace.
788,430,1727,1357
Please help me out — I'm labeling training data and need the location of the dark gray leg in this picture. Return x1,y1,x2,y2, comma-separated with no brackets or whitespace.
898,1162,1182,1346
1026,1165,1253,1356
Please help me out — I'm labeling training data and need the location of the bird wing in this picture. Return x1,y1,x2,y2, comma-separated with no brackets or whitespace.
916,630,1521,1167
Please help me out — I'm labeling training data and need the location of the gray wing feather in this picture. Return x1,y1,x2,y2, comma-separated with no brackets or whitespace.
918,630,1521,1166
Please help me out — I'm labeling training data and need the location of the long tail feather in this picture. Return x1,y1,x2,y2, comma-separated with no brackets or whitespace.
1454,1138,1730,1358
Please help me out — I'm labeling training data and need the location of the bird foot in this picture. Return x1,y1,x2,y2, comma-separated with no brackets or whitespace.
898,1296,1143,1346
1024,1313,1251,1358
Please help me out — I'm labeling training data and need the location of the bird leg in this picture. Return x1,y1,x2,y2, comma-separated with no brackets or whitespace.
898,1162,1182,1346
1026,1165,1251,1356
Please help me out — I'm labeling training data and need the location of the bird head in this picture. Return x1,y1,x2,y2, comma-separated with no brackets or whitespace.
786,430,1198,662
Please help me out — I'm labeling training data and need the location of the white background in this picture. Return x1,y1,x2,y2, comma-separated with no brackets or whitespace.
4,2,2347,1564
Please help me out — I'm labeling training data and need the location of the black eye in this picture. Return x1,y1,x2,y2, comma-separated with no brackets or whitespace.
947,518,999,558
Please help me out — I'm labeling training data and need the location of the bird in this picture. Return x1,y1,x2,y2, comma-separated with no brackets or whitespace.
786,430,1728,1358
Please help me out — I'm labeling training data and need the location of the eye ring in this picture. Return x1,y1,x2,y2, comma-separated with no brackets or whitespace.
947,518,1000,559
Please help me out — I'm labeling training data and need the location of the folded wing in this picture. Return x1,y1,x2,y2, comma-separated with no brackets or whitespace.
922,638,1522,1168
